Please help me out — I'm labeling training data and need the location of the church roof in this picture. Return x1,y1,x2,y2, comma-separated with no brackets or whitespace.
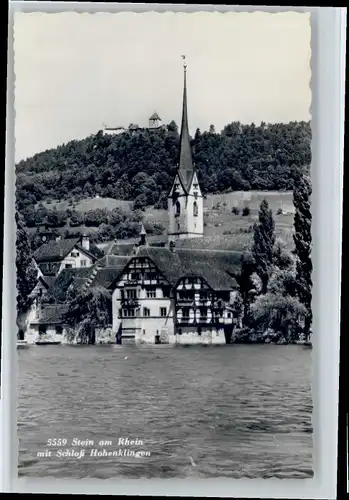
177,65,195,192
127,247,241,291
149,112,161,120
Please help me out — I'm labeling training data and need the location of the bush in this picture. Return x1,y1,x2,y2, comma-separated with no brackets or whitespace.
242,206,250,216
232,206,240,215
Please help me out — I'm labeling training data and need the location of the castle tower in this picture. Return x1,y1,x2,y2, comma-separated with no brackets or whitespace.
149,112,162,129
167,56,204,243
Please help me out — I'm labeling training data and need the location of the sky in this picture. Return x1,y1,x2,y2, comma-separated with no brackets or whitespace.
13,11,311,162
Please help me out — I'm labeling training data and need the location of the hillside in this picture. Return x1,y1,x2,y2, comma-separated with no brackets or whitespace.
16,120,311,214
16,120,309,252
26,190,295,254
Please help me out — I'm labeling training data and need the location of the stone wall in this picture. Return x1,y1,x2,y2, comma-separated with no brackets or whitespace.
169,327,226,345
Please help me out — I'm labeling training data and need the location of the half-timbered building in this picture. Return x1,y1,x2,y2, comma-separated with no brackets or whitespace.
109,244,241,345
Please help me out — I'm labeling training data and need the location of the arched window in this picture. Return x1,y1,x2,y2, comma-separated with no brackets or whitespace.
193,201,198,217
175,200,181,216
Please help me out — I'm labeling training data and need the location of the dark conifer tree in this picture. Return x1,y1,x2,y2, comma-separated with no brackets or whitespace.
252,200,275,294
16,212,38,335
293,173,312,340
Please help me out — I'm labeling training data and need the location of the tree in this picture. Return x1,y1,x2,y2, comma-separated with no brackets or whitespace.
16,212,38,336
63,286,112,344
235,251,256,325
167,120,178,134
252,200,275,294
293,173,312,340
250,293,306,342
209,124,216,134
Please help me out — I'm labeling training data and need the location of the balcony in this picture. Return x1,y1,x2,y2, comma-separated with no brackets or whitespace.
120,298,140,308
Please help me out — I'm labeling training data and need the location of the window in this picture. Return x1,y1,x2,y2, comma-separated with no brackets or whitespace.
160,307,167,317
147,272,157,281
143,329,146,335
143,307,150,317
65,264,72,269
227,313,232,318
126,289,137,299
182,307,190,319
119,309,122,318
193,201,198,217
175,200,181,216
81,260,87,267
131,272,140,280
146,289,156,298
56,326,63,335
122,308,135,317
198,326,202,336
38,325,47,335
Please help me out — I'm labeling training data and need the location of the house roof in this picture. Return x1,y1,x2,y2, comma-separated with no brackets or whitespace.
149,112,161,120
49,267,93,302
110,247,241,291
97,255,130,268
31,304,68,325
38,262,61,276
40,275,56,289
88,243,105,259
34,238,103,263
89,267,126,289
34,238,80,262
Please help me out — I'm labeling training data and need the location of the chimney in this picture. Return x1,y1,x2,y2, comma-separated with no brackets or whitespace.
81,234,90,251
139,224,147,247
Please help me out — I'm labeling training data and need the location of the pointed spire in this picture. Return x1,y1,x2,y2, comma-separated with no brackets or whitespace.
140,224,146,236
178,55,194,191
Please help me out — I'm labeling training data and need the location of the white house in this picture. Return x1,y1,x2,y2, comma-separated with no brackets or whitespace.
33,234,103,277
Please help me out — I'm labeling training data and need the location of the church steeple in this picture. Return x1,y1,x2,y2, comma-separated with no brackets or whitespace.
177,56,194,191
167,57,204,243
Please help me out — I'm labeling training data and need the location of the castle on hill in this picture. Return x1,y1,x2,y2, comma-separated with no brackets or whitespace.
25,58,241,346
102,111,164,136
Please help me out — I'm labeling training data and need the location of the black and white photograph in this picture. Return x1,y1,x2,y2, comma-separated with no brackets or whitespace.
14,10,314,480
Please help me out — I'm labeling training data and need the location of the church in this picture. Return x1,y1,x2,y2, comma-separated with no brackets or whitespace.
109,60,241,345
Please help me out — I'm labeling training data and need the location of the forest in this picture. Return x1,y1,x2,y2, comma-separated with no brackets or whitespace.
16,120,311,213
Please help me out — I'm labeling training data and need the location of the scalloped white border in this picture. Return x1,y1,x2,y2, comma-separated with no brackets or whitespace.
1,3,346,498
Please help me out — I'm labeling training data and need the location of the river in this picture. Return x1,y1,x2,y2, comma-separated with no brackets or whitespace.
17,344,313,479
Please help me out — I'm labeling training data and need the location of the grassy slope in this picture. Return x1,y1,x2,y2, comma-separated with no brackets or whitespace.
36,190,295,252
